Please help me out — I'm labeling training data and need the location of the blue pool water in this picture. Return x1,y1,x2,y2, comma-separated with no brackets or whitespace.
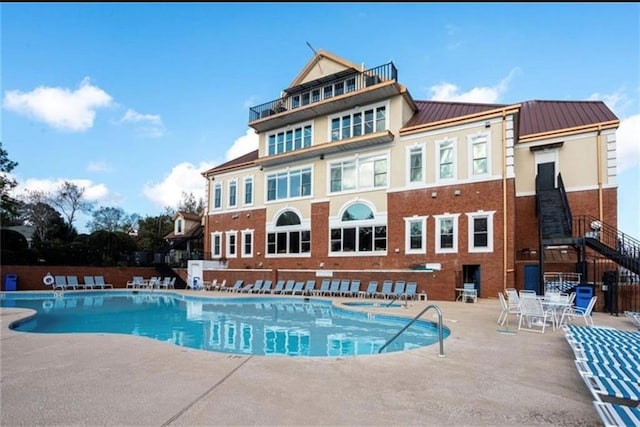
0,291,449,357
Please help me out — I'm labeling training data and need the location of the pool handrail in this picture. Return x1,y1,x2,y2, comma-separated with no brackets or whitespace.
378,304,445,358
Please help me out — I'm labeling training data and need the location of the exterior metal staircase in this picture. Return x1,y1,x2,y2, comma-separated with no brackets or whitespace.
154,263,187,289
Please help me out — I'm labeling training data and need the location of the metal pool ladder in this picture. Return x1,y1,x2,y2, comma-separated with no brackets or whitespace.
378,304,445,357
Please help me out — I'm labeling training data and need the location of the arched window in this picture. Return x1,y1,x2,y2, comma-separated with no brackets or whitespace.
331,202,386,254
267,210,311,255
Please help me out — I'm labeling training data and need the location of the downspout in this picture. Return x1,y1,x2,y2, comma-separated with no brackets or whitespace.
502,111,508,292
596,125,603,221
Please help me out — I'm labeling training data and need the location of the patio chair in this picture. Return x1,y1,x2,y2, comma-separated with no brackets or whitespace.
282,280,296,295
497,292,520,326
161,277,176,290
83,276,96,289
560,296,597,327
346,279,360,297
580,373,640,404
360,281,378,298
291,281,305,295
313,279,330,296
625,311,640,328
375,280,393,299
462,283,477,303
402,282,417,300
225,280,244,293
338,279,351,296
391,281,406,299
593,401,640,427
259,280,273,294
216,279,229,292
327,279,340,296
53,275,69,291
302,280,316,296
272,280,286,294
94,276,113,289
246,280,263,293
126,276,144,289
518,296,556,333
66,276,82,289
575,359,640,384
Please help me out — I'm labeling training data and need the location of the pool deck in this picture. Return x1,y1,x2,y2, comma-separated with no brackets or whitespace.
2,291,638,426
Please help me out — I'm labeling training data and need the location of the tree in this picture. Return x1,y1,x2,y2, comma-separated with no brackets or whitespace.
87,206,140,233
177,191,204,215
50,181,94,236
136,210,173,253
0,141,21,225
20,190,62,243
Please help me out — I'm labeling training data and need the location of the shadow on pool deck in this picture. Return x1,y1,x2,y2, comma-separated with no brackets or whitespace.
2,292,636,426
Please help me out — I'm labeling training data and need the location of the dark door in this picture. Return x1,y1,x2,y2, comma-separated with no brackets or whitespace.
537,162,555,190
463,265,481,297
524,264,539,293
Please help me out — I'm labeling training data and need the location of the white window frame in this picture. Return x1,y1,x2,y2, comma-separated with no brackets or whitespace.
265,208,311,258
265,165,313,202
228,179,238,209
434,213,460,254
225,230,238,258
466,211,495,253
243,176,254,206
404,216,428,254
327,101,388,142
328,153,389,194
436,137,457,183
211,232,222,258
406,143,426,186
467,132,491,179
266,122,313,156
241,229,254,258
176,218,183,234
329,200,388,257
212,183,222,210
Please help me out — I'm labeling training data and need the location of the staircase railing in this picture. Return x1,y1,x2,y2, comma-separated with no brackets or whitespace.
378,304,445,357
557,173,573,236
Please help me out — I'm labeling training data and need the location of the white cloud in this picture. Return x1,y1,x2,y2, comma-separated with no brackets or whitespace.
142,161,216,209
13,177,118,205
616,114,640,173
119,108,165,138
588,88,634,118
226,128,259,161
2,77,113,131
87,160,112,173
428,68,521,103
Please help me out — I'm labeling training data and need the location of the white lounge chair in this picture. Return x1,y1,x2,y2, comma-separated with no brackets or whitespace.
518,296,556,333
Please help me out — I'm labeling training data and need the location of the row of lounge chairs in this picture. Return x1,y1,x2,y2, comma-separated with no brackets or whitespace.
208,278,420,300
126,276,176,289
47,275,113,290
563,324,640,427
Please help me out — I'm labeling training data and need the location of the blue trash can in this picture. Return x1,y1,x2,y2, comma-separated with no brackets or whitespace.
3,274,17,291
574,285,594,310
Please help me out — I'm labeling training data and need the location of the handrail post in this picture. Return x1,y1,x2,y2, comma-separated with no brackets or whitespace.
378,304,445,357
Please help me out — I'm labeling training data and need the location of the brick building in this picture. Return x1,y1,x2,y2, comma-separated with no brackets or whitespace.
200,49,625,301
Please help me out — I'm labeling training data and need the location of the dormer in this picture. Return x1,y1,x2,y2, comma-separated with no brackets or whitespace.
171,212,201,236
248,49,402,133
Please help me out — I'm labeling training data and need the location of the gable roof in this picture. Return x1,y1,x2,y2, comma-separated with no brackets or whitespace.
287,49,363,90
403,100,508,129
202,149,259,176
173,211,201,222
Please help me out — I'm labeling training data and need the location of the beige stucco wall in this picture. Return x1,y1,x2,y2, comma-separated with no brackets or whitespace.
300,57,352,84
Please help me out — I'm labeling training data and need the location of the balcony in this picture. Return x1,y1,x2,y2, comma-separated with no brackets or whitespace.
249,62,399,132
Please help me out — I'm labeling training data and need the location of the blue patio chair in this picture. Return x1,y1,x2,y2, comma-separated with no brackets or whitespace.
327,279,341,296
581,373,640,403
303,280,316,295
259,280,273,294
346,279,360,297
402,282,417,300
66,276,81,290
83,276,96,289
338,279,351,296
361,281,378,298
248,280,264,293
375,280,393,299
282,280,296,294
226,280,244,292
291,281,305,295
391,281,406,299
272,280,286,294
53,275,69,291
593,401,640,427
313,279,330,296
94,276,113,289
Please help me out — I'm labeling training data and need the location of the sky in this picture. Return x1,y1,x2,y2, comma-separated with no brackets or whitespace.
2,3,639,238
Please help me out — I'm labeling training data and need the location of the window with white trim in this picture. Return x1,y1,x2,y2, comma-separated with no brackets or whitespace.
407,145,425,184
329,154,387,193
244,176,253,206
226,231,237,258
267,124,312,156
330,202,387,254
434,214,460,254
330,105,386,142
468,133,490,177
211,232,222,258
404,216,427,254
242,229,254,257
228,179,237,208
213,183,222,210
437,138,457,181
266,210,311,255
176,219,183,234
467,211,494,253
266,167,312,201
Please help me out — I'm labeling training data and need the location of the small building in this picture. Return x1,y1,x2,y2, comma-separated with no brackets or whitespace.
163,212,204,268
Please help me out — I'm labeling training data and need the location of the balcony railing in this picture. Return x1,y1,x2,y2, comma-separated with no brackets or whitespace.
249,62,398,123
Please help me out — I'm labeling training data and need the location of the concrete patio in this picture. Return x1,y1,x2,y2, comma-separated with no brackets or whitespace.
2,292,637,426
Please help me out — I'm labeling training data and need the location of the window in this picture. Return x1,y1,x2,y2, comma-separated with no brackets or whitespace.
437,138,457,181
330,202,387,255
242,230,254,257
266,210,311,256
267,124,312,156
228,180,237,208
211,232,222,258
266,167,312,201
329,154,387,193
407,145,425,184
434,214,460,254
404,216,427,254
244,177,253,205
467,211,494,252
213,183,222,210
469,133,490,177
176,219,183,234
330,105,386,142
226,231,237,258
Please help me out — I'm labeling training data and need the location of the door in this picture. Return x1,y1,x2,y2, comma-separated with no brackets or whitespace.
462,265,481,298
524,264,539,293
537,162,555,190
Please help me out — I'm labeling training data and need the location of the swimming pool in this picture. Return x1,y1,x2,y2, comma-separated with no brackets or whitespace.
1,291,449,357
